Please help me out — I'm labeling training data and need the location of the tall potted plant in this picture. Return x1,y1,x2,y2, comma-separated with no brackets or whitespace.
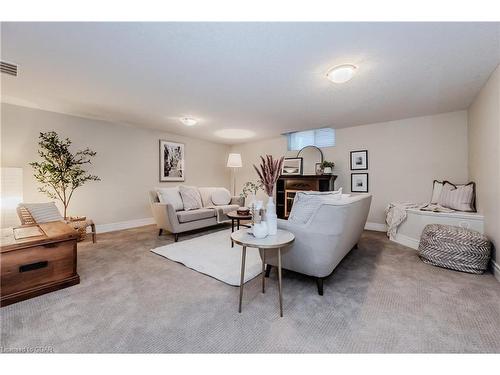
253,155,284,235
30,131,100,219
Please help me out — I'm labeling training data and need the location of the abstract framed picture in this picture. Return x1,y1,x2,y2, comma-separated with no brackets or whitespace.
351,173,369,193
159,140,185,182
350,150,368,170
281,157,303,176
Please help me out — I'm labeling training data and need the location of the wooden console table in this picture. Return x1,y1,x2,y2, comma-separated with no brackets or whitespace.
0,221,80,307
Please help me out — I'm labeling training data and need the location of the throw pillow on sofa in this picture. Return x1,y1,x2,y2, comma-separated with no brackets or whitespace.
438,181,476,212
179,185,203,210
22,202,64,223
156,187,184,211
288,190,341,224
211,188,231,205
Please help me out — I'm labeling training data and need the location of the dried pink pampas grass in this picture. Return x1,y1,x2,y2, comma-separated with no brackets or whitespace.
253,155,284,196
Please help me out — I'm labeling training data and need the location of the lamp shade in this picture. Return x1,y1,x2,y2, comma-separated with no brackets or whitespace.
1,167,23,228
226,153,242,168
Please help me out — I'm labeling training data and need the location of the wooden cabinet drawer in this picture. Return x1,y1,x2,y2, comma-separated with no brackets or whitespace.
285,179,318,191
1,239,77,296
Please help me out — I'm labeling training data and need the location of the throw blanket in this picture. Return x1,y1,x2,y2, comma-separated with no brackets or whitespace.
385,202,455,238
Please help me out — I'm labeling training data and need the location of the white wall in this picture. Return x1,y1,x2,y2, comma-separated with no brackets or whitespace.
468,64,500,270
1,103,231,227
230,111,469,225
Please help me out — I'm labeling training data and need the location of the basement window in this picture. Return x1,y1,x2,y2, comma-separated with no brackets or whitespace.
286,128,336,151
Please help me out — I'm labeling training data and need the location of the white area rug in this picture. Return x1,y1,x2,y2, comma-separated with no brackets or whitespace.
150,229,261,286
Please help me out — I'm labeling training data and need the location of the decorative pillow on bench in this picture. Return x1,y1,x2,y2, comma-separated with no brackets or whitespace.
431,180,476,212
21,202,64,223
437,181,476,212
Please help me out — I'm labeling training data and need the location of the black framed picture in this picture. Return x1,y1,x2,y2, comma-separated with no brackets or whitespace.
282,157,303,175
350,150,368,170
159,140,185,182
351,173,369,192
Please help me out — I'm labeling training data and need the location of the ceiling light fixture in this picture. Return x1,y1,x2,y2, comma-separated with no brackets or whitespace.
180,117,198,126
214,129,256,139
326,64,357,83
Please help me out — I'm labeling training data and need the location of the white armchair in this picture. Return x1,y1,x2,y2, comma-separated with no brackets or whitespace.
263,194,372,295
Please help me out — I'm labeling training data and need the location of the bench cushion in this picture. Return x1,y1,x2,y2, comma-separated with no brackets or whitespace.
177,208,216,223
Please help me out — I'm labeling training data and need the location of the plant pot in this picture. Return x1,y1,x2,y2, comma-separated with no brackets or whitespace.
323,167,332,174
265,195,278,235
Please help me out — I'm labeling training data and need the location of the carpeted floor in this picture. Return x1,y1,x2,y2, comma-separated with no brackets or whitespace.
1,224,500,353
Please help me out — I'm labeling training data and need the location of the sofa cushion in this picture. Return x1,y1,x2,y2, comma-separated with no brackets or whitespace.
179,185,203,210
22,202,64,223
156,187,184,211
198,187,217,207
176,208,216,223
211,188,231,205
289,190,342,224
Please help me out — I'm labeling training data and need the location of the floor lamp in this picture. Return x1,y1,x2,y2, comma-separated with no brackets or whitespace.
226,153,242,196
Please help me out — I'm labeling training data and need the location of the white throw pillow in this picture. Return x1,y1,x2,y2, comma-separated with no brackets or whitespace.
288,190,341,224
179,185,203,211
438,181,476,212
198,187,217,207
211,188,231,205
22,202,64,223
156,187,184,211
430,180,444,204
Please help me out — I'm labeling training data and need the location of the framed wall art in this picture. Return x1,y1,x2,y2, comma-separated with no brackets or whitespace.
351,173,369,193
350,150,368,170
159,140,185,182
281,157,303,176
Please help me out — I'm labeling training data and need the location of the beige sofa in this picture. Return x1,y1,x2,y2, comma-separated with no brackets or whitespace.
149,187,244,242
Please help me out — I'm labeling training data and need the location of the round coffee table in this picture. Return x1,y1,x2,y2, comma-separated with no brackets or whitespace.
231,229,295,317
227,211,252,248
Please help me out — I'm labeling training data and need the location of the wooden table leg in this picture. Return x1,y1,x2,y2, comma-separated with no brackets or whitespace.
277,247,283,317
260,248,265,293
238,246,247,313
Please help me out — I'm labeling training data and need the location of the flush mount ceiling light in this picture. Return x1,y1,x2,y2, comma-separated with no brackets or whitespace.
326,64,357,84
180,117,198,126
214,129,256,139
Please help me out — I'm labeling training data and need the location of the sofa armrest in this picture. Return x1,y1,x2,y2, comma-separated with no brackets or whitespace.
230,196,244,207
150,202,180,233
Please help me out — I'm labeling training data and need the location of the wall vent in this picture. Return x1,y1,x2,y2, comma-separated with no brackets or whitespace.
1,61,18,77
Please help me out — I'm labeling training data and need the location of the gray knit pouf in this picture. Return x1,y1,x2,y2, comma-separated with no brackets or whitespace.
418,224,491,274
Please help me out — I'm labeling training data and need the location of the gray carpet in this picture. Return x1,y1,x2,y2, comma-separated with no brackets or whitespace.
1,224,500,353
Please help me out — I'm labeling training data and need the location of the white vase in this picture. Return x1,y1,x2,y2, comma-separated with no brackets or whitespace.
323,166,332,174
266,195,278,235
252,221,268,238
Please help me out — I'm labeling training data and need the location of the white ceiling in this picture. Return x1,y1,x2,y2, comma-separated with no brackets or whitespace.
1,22,499,144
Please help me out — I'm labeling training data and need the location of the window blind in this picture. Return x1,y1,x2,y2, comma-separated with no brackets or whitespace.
287,128,336,151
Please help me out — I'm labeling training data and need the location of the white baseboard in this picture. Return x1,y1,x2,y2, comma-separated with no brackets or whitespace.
492,260,500,283
94,217,155,233
364,222,387,232
390,233,420,250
